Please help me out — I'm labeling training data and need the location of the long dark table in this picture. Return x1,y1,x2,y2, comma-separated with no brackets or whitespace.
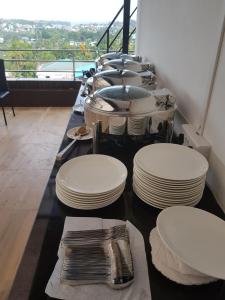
9,89,225,300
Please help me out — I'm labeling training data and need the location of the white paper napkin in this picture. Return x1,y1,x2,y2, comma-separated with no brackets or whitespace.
46,217,151,300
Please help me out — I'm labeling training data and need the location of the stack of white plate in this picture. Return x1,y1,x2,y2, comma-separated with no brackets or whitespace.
150,206,225,285
127,116,147,135
109,116,126,135
56,154,127,210
133,143,209,209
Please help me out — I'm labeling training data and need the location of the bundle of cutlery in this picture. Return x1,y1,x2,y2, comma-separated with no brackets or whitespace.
60,225,134,289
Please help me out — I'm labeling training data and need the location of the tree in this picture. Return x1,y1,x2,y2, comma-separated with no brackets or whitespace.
4,40,37,78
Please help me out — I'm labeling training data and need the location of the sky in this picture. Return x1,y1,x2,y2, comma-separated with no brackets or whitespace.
1,0,137,23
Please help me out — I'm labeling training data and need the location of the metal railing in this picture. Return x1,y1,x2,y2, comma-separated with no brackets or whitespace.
0,48,105,79
96,4,137,53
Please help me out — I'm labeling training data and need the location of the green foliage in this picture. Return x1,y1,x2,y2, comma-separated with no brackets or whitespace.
0,19,136,78
3,40,37,78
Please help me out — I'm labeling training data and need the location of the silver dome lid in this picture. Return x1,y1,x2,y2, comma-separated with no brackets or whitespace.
94,69,138,79
103,59,143,72
85,85,157,116
99,52,123,60
93,69,142,87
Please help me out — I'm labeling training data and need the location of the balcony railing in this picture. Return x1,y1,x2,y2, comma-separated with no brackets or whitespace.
96,1,137,53
0,48,105,80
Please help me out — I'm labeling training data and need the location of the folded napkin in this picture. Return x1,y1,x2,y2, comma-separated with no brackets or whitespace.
46,217,151,300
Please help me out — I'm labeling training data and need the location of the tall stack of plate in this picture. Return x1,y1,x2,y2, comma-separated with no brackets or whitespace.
133,143,209,209
127,116,147,135
150,206,225,285
109,116,126,135
56,154,127,210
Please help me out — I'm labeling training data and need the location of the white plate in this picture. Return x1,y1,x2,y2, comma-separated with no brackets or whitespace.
134,144,208,181
133,179,204,201
67,126,93,140
157,206,225,279
56,182,125,201
133,162,206,186
56,186,124,204
56,154,127,194
133,185,201,210
133,186,170,209
56,188,123,210
109,116,126,126
134,161,206,185
133,183,202,205
150,228,217,285
56,177,126,197
133,179,203,200
133,174,205,197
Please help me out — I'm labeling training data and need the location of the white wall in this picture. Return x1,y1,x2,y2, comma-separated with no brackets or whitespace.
203,33,225,211
136,0,225,210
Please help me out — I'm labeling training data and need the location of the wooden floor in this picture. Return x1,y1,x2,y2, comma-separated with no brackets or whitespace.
0,107,70,300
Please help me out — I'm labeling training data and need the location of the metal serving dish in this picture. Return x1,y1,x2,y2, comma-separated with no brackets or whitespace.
84,85,176,152
87,69,156,93
85,85,157,116
102,59,154,73
96,52,142,68
84,85,158,133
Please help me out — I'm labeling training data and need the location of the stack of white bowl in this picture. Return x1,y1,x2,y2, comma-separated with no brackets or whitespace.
109,116,126,135
127,116,148,135
150,206,225,285
56,154,127,210
133,143,209,209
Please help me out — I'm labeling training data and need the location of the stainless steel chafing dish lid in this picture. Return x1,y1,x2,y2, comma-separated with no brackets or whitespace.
93,69,142,88
120,54,142,62
95,69,156,81
94,69,138,79
99,52,123,60
103,59,143,72
85,85,157,116
96,52,141,64
95,52,122,67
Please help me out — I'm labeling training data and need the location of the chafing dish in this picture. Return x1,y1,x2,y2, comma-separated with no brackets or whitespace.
102,59,154,73
96,52,142,68
87,69,156,93
84,85,176,152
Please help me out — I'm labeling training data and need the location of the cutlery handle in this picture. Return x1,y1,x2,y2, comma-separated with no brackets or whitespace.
56,139,77,161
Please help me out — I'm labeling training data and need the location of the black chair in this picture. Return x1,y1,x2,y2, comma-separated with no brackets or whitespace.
0,59,15,126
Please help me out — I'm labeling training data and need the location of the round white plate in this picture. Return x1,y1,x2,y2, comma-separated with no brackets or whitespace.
109,116,126,126
133,185,201,210
56,182,125,201
67,126,93,140
134,144,208,181
133,181,204,201
56,177,126,197
133,173,206,193
133,179,203,200
150,228,217,285
134,194,199,210
133,183,202,205
56,186,124,205
133,172,205,195
56,154,127,194
133,186,169,209
157,206,225,279
56,187,123,210
133,162,206,186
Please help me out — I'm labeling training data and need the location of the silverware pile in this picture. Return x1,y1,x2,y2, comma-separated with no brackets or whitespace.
61,225,134,289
